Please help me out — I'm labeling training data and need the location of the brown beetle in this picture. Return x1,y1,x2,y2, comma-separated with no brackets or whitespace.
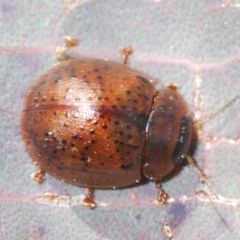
21,37,192,209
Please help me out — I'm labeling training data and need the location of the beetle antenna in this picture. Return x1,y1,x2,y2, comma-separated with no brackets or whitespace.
186,156,219,199
189,96,239,198
194,96,239,129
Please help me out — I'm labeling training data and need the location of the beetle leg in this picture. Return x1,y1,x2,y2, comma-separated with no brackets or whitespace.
82,188,97,209
155,180,169,204
54,36,79,62
31,169,45,184
120,45,133,65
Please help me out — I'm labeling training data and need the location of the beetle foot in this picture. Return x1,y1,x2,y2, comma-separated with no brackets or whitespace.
155,180,169,204
166,83,178,91
157,190,169,204
31,169,45,184
54,36,79,62
82,188,97,209
120,45,133,65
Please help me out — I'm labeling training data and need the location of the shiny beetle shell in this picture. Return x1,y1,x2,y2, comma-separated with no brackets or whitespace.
21,45,192,201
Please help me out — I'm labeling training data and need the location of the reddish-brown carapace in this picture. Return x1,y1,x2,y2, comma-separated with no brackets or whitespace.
21,37,192,209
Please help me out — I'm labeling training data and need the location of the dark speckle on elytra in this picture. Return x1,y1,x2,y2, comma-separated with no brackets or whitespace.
72,133,78,139
144,95,149,100
64,122,69,127
126,90,131,95
114,121,119,125
97,75,102,80
137,93,149,101
55,78,62,83
45,131,51,137
89,129,95,134
102,124,108,129
136,75,149,83
94,68,99,72
130,145,139,149
52,135,58,141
